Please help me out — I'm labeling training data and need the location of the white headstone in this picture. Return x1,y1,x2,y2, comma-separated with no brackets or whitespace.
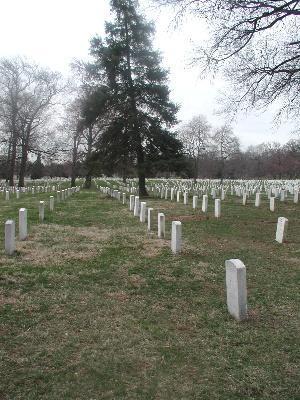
134,196,140,217
192,195,198,209
275,217,288,243
270,197,275,212
19,208,27,240
171,221,182,254
140,202,146,223
147,208,153,231
50,196,54,211
158,213,165,238
215,199,221,218
39,201,45,222
183,192,188,205
5,220,15,255
129,194,135,211
170,188,174,201
225,259,247,321
202,195,208,213
255,192,261,207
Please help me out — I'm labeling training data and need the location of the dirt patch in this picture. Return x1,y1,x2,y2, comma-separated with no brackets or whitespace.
106,291,130,302
0,293,18,306
127,274,147,288
0,224,111,267
141,237,170,258
190,262,210,280
166,214,209,222
286,257,300,264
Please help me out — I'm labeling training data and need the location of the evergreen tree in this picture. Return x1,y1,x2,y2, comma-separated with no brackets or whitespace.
31,153,44,180
89,0,182,195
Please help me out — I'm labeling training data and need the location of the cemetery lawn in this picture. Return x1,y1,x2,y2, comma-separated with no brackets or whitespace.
0,188,299,399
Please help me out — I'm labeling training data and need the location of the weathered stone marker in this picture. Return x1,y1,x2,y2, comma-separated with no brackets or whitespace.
140,202,146,223
50,196,54,211
147,208,153,231
171,221,182,254
215,199,221,218
5,220,15,255
39,201,45,222
122,193,126,205
19,208,27,240
5,191,9,201
225,259,247,321
158,213,165,238
275,217,288,243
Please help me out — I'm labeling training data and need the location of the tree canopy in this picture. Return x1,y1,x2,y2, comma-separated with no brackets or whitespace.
153,0,300,124
87,0,183,194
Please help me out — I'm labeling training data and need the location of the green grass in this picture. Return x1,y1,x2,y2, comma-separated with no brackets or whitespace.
0,186,299,399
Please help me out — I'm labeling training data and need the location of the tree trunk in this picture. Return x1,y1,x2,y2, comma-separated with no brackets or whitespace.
84,125,94,189
9,138,17,186
5,140,12,183
84,175,92,189
71,135,78,187
137,146,148,197
18,140,29,187
123,10,148,197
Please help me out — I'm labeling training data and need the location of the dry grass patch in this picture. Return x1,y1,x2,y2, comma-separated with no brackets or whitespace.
0,224,112,267
166,214,209,222
141,237,170,258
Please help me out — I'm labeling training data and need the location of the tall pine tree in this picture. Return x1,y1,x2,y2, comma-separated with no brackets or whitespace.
89,0,182,195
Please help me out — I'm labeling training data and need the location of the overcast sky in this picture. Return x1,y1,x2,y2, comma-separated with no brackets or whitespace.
0,0,296,149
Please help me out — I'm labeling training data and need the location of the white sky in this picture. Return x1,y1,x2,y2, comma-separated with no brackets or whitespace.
0,0,296,149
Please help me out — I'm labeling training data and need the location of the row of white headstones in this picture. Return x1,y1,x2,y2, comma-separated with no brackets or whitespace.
100,184,292,322
101,186,290,244
4,186,80,256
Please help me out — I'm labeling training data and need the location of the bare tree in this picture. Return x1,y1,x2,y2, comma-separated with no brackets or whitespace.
211,125,240,181
0,57,63,186
152,0,300,123
0,57,33,185
178,114,211,180
58,99,85,187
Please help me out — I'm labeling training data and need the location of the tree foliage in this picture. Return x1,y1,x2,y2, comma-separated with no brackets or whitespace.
88,0,183,194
